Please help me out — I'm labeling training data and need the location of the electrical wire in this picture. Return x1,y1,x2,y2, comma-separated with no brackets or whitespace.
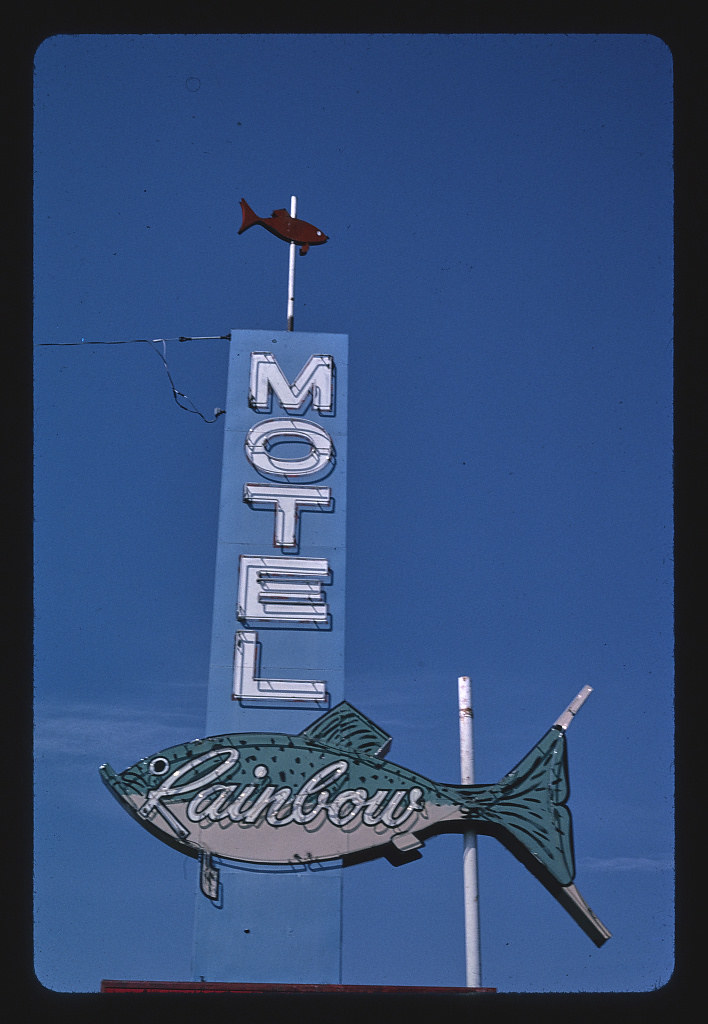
147,338,223,423
37,335,229,346
37,334,230,422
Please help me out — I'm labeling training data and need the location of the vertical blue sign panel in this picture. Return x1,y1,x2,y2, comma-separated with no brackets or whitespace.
192,330,348,983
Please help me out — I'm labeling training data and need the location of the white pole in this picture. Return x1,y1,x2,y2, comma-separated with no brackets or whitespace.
287,195,297,331
458,675,482,988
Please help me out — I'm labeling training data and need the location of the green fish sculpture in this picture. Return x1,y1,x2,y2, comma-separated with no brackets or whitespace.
100,687,610,945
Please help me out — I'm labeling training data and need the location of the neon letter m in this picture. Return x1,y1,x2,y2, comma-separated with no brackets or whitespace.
249,353,334,414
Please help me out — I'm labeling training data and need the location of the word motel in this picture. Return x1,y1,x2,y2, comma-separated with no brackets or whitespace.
233,349,342,704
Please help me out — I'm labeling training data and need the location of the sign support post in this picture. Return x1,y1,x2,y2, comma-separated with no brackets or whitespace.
458,675,482,988
287,195,297,331
190,327,349,984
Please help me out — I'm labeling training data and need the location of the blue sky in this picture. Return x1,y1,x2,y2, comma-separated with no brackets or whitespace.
33,33,673,993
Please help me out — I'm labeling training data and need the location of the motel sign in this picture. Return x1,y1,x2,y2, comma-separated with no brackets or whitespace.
101,329,611,986
192,329,349,983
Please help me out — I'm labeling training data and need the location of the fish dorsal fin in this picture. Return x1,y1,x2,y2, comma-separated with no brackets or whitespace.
300,702,392,758
271,208,289,218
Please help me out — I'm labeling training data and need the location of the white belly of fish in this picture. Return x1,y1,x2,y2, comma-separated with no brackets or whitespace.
125,788,460,865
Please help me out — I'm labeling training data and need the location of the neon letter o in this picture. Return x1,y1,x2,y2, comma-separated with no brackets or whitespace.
244,417,335,481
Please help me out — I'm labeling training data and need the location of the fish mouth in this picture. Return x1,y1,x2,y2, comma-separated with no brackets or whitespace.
99,763,132,802
99,762,120,785
99,762,199,858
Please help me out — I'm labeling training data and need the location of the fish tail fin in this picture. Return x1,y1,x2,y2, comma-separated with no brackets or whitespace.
465,686,611,945
238,197,260,234
482,715,575,886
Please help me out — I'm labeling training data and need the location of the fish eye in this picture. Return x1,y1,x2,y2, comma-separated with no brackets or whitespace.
316,230,322,236
149,756,170,776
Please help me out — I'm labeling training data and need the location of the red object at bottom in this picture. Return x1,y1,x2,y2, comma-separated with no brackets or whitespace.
101,979,496,994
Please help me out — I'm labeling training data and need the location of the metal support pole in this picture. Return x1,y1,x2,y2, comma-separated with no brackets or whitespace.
287,195,297,331
458,675,482,988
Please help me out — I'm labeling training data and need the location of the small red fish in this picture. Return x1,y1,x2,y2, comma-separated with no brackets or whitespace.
238,198,329,255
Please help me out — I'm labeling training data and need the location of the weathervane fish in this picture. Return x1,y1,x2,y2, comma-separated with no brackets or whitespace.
99,689,610,945
238,197,329,254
